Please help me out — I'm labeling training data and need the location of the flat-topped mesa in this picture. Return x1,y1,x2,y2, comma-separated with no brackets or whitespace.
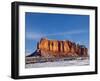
37,38,88,58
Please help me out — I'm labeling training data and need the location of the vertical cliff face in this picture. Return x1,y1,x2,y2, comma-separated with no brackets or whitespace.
36,38,88,58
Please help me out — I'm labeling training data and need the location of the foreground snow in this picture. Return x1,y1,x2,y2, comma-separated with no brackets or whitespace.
25,59,89,68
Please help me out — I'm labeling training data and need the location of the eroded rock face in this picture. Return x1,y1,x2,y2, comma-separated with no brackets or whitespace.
36,38,88,58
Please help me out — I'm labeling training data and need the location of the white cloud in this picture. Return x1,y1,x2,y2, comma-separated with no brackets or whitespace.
26,30,88,40
26,32,44,40
44,30,87,36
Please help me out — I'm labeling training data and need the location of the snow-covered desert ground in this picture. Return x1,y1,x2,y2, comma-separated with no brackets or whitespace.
25,59,89,68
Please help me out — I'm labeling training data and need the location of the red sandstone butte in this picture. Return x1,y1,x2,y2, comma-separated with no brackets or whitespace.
35,38,88,58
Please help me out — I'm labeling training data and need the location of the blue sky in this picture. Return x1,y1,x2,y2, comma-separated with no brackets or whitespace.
25,12,89,56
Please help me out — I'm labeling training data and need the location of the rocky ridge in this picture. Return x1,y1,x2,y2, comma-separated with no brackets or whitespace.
28,38,88,58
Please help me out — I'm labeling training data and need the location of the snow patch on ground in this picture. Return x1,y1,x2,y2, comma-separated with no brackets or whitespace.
25,59,89,68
